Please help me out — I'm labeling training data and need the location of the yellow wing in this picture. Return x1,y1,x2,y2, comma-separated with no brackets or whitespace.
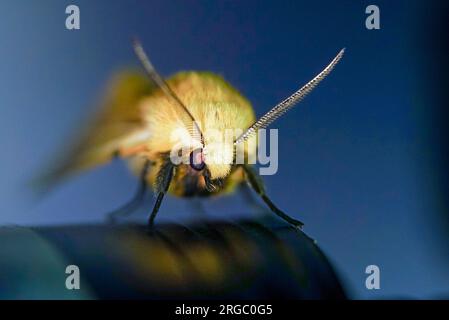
35,70,154,190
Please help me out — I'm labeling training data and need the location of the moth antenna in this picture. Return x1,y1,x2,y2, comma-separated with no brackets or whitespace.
234,48,345,145
132,38,204,146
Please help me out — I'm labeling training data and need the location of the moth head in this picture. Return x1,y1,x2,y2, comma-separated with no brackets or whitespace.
184,145,229,192
189,148,205,171
202,140,234,179
187,144,232,181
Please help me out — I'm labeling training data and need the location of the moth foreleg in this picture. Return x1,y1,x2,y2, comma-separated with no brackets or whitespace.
239,182,269,214
148,156,175,228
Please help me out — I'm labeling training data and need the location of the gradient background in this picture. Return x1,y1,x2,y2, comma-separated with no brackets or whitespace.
1,0,448,299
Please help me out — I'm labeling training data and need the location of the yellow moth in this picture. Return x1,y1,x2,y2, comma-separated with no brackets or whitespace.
40,40,344,229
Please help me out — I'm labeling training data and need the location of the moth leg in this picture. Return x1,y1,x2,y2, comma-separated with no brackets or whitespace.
242,165,304,229
148,157,175,228
239,182,269,214
107,159,151,223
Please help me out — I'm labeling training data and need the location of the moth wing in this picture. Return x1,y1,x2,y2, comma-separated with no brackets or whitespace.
35,70,154,190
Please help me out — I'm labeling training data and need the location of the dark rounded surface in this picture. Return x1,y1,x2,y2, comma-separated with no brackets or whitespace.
0,217,347,299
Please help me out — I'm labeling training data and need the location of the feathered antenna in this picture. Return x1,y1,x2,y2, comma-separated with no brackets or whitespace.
133,39,204,147
234,48,345,145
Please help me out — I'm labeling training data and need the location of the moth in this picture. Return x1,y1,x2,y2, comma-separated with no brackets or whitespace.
41,40,344,229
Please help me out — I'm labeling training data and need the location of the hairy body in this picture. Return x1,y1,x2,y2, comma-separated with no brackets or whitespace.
43,71,255,198
132,71,256,197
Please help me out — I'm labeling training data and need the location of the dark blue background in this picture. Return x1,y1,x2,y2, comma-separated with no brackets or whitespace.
1,0,448,299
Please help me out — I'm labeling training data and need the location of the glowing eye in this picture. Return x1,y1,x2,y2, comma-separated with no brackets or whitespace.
189,148,205,171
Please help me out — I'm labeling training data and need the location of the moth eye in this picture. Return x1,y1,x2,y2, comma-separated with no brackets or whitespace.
189,148,205,171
